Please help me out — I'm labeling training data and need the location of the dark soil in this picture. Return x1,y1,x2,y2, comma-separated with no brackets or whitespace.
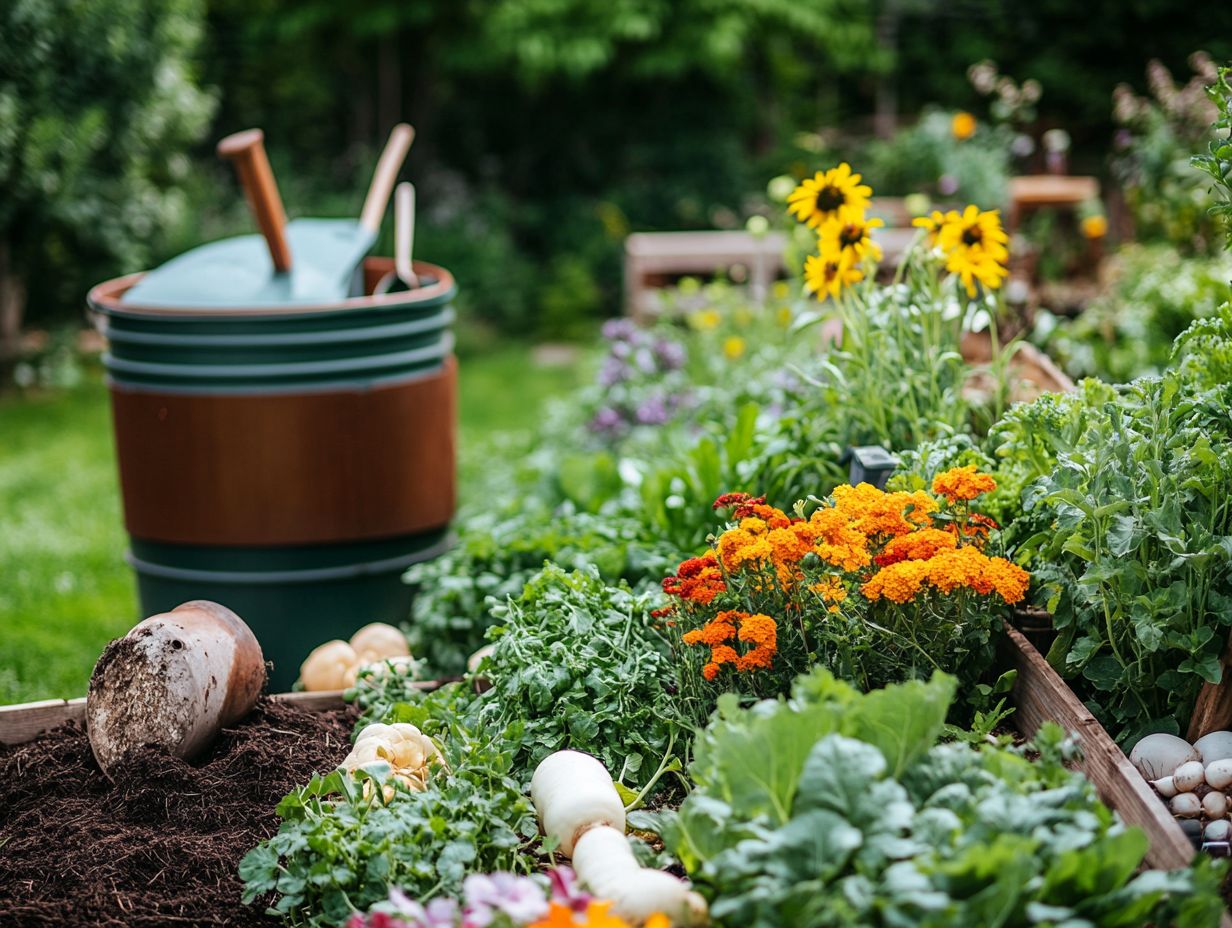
0,698,355,927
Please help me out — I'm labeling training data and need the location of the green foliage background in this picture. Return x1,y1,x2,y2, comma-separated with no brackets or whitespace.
7,0,1232,338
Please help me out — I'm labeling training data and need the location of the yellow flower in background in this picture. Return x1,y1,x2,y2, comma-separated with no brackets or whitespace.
724,336,746,360
818,215,885,264
946,247,1009,297
951,111,977,140
776,305,794,327
912,209,960,246
690,308,721,331
787,163,873,229
772,280,791,300
804,252,864,301
1081,214,1108,239
936,205,1009,262
932,205,1010,297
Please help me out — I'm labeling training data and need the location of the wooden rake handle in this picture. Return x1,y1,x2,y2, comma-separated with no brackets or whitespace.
360,123,416,235
216,128,292,273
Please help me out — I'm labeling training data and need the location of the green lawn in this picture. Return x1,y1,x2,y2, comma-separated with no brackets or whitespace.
0,344,589,704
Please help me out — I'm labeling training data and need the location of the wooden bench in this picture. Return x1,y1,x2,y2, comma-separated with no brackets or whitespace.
1007,175,1100,231
624,225,917,322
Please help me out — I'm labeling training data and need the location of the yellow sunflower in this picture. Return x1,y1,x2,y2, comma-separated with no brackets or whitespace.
911,209,959,246
787,163,873,228
818,215,885,264
936,205,1009,263
945,247,1009,297
804,252,864,301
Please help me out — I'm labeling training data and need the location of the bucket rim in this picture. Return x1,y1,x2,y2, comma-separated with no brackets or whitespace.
88,258,456,320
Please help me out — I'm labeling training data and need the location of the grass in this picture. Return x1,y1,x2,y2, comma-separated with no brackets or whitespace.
0,343,590,704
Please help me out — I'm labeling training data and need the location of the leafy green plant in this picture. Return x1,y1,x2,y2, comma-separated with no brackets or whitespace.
1112,53,1223,254
472,564,683,789
1192,64,1232,249
239,689,537,927
1023,375,1232,745
404,507,674,676
1036,244,1232,383
660,668,1225,928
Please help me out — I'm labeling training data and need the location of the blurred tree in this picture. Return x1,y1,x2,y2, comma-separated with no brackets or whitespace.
0,0,215,368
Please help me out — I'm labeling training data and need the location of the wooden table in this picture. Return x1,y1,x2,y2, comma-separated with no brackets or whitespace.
1007,175,1100,231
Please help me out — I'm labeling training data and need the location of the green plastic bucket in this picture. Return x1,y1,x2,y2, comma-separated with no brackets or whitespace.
129,531,451,689
88,259,458,686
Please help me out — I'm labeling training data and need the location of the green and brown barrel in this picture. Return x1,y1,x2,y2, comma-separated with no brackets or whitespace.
87,258,456,688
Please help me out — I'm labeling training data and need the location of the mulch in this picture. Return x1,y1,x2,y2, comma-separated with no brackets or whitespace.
0,697,356,927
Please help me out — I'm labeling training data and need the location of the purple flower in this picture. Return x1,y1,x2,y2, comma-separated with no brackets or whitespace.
601,318,638,342
381,889,458,928
633,347,656,375
462,873,548,927
547,868,591,914
610,340,632,360
597,357,630,388
937,173,959,196
1114,128,1133,150
654,339,686,371
634,395,670,425
589,407,626,435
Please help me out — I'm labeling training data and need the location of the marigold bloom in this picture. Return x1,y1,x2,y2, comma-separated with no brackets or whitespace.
952,111,977,140
681,616,736,647
787,163,873,228
932,465,997,503
530,901,632,928
713,491,756,511
876,528,957,566
663,553,726,604
1081,214,1108,239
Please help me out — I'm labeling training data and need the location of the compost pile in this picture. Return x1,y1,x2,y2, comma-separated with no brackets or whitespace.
0,698,354,928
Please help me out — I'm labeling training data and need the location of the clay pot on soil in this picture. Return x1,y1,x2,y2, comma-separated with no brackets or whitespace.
86,600,266,777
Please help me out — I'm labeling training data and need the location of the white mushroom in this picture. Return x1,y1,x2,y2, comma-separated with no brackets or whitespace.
1208,759,1232,791
1129,733,1200,780
1152,776,1179,798
1173,760,1206,793
1203,791,1229,819
1194,731,1232,764
1171,793,1202,818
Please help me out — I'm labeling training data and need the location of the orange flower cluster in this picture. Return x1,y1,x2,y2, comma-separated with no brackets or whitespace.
662,553,726,605
862,544,1029,605
667,470,1029,683
932,465,997,503
682,610,778,679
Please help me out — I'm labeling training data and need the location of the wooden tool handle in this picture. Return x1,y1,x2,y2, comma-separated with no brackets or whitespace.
360,123,416,234
216,128,292,273
394,182,418,287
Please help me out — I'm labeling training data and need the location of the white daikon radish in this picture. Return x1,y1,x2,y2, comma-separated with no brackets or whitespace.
1171,793,1202,818
531,750,626,856
1203,791,1228,819
572,825,709,927
350,623,410,663
1207,759,1232,790
86,600,266,778
1174,760,1206,793
1152,776,1178,798
300,640,359,691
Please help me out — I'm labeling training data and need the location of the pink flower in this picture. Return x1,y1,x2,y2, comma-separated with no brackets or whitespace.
462,873,548,927
547,867,591,914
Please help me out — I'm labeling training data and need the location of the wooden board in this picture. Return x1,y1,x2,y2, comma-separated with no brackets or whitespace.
0,689,348,747
1004,623,1197,870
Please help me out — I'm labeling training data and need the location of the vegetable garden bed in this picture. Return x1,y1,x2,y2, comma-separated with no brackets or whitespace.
2,629,1223,927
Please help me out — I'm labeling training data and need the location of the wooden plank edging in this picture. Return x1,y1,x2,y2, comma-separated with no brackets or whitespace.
1004,623,1197,870
0,689,349,747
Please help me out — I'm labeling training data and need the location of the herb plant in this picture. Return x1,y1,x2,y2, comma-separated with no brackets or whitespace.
471,564,683,789
1023,374,1232,745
